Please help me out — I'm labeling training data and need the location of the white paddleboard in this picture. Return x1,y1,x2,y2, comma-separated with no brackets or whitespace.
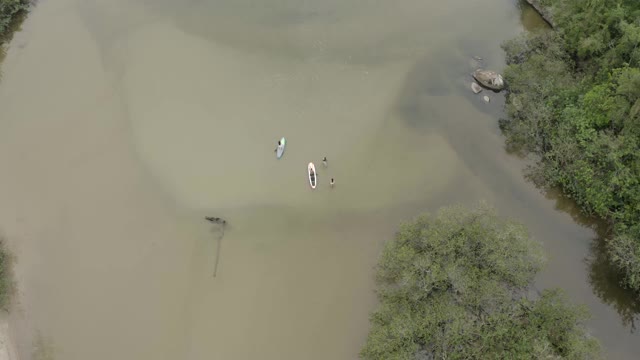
308,162,317,189
276,137,286,159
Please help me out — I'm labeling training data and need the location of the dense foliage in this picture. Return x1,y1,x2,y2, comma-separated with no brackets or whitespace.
361,205,600,360
0,0,28,35
501,0,640,291
0,239,12,310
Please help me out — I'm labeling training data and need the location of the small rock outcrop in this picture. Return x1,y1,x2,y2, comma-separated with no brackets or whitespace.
483,95,490,103
473,69,505,91
471,82,483,94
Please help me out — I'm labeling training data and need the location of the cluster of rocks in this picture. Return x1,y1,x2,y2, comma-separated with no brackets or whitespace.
473,69,504,91
469,57,505,104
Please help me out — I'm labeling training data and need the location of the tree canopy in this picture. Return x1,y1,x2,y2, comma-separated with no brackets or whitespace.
0,0,28,36
361,205,600,360
0,239,12,310
501,0,640,292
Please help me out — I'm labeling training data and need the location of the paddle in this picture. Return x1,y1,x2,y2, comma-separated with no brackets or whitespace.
205,217,227,278
212,223,225,278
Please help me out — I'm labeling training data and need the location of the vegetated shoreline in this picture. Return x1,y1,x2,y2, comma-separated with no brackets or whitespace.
501,0,640,293
363,1,640,357
0,2,31,359
0,239,18,360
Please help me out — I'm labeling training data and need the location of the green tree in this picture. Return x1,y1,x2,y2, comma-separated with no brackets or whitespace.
0,0,29,35
361,204,600,360
0,239,13,310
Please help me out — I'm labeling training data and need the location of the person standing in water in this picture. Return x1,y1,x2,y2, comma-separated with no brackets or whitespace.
322,157,327,167
330,178,335,188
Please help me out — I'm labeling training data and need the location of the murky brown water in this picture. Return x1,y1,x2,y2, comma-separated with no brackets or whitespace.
0,0,637,359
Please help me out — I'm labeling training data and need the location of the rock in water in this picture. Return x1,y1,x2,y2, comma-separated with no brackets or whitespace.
471,82,483,94
473,69,505,91
483,95,490,103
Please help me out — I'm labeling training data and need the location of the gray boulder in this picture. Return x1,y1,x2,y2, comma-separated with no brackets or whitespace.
471,82,482,94
473,69,505,91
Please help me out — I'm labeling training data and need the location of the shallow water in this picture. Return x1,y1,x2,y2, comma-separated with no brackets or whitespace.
0,0,637,359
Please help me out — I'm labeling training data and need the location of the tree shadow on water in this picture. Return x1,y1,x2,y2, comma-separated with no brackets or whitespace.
32,331,55,360
514,0,552,32
544,188,640,331
393,44,474,129
587,236,640,331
